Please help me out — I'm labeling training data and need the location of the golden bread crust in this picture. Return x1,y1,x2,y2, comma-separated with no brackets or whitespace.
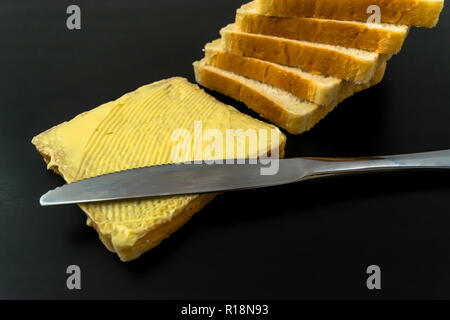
256,0,444,28
236,3,409,54
221,24,389,83
194,61,386,134
204,42,340,106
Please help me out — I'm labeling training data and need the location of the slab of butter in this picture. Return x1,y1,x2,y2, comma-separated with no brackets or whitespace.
32,77,286,261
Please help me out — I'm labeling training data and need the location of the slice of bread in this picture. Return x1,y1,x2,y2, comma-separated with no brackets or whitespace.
236,1,410,54
205,38,383,106
194,60,386,135
256,0,444,28
220,24,390,83
32,77,286,261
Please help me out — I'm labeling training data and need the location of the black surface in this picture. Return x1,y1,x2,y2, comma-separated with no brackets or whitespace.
0,0,449,300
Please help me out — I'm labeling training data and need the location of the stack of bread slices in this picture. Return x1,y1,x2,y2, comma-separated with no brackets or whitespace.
194,0,444,134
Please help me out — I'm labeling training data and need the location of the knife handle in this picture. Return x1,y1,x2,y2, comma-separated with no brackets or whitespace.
303,149,450,179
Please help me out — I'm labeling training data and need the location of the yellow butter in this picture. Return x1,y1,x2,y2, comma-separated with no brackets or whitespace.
32,77,286,261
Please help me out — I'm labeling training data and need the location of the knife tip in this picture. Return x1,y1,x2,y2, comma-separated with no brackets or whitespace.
39,191,53,206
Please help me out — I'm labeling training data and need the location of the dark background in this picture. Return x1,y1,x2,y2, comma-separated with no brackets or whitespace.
0,0,449,300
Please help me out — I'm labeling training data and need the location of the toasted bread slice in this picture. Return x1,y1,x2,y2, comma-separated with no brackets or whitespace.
194,60,386,134
220,24,390,83
236,1,410,54
256,0,444,28
32,77,286,261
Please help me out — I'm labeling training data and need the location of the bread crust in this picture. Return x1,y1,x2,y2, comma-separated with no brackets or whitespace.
221,25,389,83
205,42,387,106
194,61,386,135
195,61,300,132
205,42,339,106
236,4,409,54
256,0,444,28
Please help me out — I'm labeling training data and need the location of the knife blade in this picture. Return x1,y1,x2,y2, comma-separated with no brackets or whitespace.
40,159,305,206
40,150,450,206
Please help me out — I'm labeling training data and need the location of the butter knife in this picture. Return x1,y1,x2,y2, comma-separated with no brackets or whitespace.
40,150,450,206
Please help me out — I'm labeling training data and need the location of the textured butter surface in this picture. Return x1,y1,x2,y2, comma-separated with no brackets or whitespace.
32,77,286,261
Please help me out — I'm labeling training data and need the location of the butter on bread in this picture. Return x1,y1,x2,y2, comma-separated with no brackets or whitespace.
237,1,410,54
32,77,286,261
194,60,386,135
220,24,390,83
256,0,444,28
